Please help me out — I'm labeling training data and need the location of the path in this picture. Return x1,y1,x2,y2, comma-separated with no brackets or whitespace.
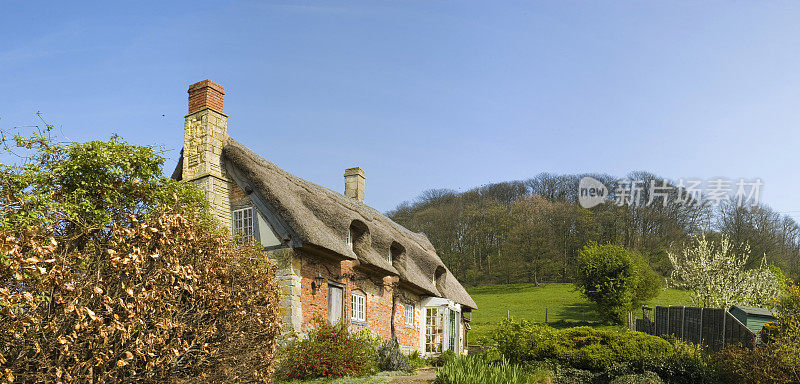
387,367,436,384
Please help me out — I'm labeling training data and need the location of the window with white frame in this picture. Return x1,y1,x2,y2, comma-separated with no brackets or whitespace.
232,207,254,242
425,307,442,353
387,250,393,263
404,303,414,327
346,229,353,250
351,291,366,322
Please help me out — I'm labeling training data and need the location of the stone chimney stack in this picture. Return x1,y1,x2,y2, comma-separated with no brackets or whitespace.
182,79,231,230
344,167,365,202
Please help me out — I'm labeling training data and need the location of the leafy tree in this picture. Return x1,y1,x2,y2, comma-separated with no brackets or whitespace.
769,282,800,377
574,243,661,324
0,126,281,383
667,234,784,308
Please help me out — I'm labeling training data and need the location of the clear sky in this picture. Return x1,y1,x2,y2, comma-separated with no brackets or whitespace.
2,1,800,218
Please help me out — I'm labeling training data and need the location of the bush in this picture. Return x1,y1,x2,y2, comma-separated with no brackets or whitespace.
278,321,378,380
641,338,711,384
609,371,662,384
606,338,712,384
0,133,281,383
552,327,672,370
428,349,457,367
436,355,541,384
377,339,413,372
491,320,672,371
407,350,428,369
550,364,599,384
491,319,558,363
709,345,797,384
769,282,800,368
574,243,661,324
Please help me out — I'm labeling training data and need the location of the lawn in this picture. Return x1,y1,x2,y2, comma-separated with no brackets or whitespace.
466,283,692,343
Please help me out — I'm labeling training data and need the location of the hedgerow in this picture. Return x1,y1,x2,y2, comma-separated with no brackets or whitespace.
0,127,281,383
490,319,672,370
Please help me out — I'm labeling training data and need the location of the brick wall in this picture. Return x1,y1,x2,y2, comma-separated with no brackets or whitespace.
297,251,421,351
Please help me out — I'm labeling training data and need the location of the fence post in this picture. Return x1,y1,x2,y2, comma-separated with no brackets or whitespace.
681,306,685,340
699,307,704,348
722,309,727,349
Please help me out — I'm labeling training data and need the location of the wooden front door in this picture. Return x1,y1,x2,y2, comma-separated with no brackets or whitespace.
328,284,343,324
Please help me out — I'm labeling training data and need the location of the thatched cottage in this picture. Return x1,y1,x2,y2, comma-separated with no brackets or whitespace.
172,79,476,355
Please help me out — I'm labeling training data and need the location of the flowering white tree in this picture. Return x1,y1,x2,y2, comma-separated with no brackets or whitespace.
667,234,784,309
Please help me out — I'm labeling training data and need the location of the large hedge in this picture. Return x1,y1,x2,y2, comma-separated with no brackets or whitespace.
0,129,281,383
491,319,672,370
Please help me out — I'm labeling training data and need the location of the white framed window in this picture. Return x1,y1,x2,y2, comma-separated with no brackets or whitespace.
351,291,366,322
387,250,393,263
346,229,353,250
425,307,442,353
232,207,254,242
404,303,414,327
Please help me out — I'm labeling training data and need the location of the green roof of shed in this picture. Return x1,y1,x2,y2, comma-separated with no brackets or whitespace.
730,305,774,318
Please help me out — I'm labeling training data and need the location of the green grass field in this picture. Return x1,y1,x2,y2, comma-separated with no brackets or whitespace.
466,283,692,343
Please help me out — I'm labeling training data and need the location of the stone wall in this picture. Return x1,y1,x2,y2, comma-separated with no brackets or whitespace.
271,248,303,336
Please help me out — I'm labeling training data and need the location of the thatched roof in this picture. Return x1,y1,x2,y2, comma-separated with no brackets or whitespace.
173,138,475,309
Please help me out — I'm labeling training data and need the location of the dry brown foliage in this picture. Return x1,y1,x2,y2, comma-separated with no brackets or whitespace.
0,213,281,383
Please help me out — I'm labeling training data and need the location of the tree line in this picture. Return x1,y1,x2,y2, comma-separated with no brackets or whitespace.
387,172,800,286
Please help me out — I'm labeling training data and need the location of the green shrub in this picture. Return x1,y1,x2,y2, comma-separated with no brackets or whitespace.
552,327,672,370
550,364,599,384
637,338,712,384
609,371,663,384
491,320,672,371
574,243,661,324
709,345,798,384
407,350,428,369
277,321,377,380
490,319,557,363
428,349,457,367
436,355,541,384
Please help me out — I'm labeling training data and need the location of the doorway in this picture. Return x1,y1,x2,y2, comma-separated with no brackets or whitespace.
328,284,343,324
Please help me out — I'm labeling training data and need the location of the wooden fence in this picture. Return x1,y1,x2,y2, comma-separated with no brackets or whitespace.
634,306,755,351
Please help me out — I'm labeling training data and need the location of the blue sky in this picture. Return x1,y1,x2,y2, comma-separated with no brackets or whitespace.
2,1,800,217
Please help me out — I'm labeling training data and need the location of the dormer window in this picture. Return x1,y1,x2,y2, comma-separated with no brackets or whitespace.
232,207,254,242
434,266,446,290
389,242,404,266
347,220,369,254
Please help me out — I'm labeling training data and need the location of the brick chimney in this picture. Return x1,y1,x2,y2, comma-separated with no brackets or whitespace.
188,79,225,114
182,79,231,230
344,167,365,202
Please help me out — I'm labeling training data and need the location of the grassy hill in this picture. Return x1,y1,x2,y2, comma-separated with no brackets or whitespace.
465,283,692,343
